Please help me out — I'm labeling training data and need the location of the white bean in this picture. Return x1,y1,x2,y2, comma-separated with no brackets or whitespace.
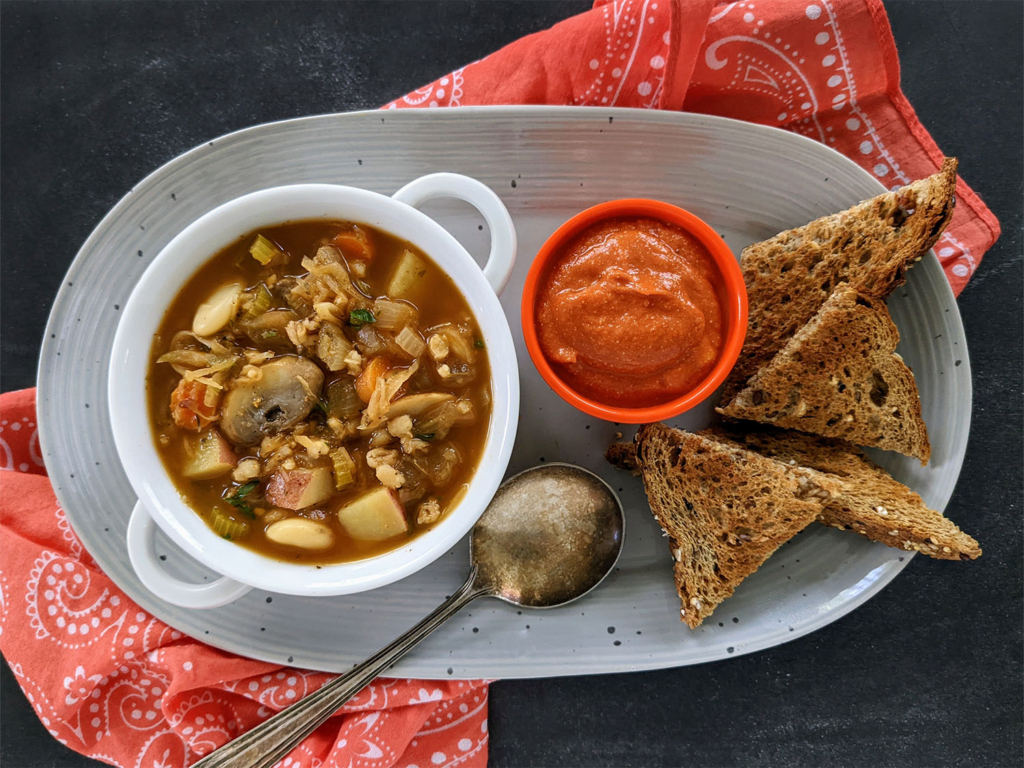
192,282,243,336
265,517,334,550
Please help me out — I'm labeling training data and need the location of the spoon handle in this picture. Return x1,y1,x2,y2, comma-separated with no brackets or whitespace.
193,569,490,768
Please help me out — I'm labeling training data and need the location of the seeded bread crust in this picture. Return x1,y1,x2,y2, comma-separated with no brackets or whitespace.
722,158,958,403
634,423,837,628
717,289,931,463
605,425,980,561
701,426,979,561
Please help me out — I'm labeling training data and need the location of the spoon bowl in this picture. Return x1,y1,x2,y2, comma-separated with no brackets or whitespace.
195,463,624,768
472,463,624,608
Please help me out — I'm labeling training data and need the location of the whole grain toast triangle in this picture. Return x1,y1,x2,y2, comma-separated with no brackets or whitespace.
605,427,980,561
717,288,931,463
699,426,979,560
722,158,958,402
634,423,838,628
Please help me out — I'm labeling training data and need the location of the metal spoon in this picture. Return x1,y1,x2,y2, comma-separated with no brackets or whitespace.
194,463,624,768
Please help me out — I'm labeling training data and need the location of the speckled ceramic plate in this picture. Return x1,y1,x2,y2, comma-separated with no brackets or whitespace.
38,106,971,678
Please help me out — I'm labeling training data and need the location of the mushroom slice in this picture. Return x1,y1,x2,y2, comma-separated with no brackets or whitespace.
220,356,325,445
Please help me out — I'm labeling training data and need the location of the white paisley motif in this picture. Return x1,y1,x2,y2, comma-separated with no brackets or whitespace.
936,231,975,278
54,503,83,559
25,550,119,646
244,669,318,709
346,678,398,711
446,67,465,107
167,691,234,755
358,738,384,759
401,82,437,107
134,728,189,768
575,0,656,107
393,66,465,109
0,414,39,471
28,425,44,466
63,665,103,706
86,659,170,739
704,33,826,141
816,0,909,184
11,671,88,750
408,687,443,704
437,735,487,768
415,696,487,736
0,434,12,470
339,710,398,766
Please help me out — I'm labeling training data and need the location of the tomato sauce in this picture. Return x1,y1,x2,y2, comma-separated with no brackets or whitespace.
535,217,724,407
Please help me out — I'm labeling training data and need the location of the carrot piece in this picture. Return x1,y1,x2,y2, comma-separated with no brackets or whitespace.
170,379,220,430
331,226,376,261
355,357,389,403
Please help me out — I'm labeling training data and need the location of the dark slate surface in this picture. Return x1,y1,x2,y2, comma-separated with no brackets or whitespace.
1,2,1021,766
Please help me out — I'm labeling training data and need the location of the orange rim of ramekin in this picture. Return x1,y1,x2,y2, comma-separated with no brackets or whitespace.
521,198,748,424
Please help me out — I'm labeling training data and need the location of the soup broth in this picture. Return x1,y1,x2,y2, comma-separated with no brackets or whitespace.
147,220,491,564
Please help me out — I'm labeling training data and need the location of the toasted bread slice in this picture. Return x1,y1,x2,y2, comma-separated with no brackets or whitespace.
722,158,957,401
700,426,980,561
717,289,931,463
604,441,637,471
606,426,980,561
634,423,838,628
604,441,640,475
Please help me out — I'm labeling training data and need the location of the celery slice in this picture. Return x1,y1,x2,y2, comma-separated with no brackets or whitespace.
331,447,357,490
250,235,282,266
244,283,274,319
210,506,250,540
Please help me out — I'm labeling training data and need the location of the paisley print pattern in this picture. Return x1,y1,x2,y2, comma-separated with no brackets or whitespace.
1,389,488,767
0,2,999,765
383,0,998,295
683,0,997,291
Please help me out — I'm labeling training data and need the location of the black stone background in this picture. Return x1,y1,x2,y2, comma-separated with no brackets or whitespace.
1,1,1021,766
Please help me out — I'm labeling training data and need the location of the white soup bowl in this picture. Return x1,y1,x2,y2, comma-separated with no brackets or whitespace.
109,173,518,608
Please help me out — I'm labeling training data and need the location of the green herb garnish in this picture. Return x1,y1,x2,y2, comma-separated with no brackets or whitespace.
261,330,278,339
348,308,376,327
314,398,328,415
224,481,258,518
234,480,258,498
474,339,485,349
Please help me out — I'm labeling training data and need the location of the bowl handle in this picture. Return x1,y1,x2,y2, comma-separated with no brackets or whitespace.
126,501,253,609
392,172,517,295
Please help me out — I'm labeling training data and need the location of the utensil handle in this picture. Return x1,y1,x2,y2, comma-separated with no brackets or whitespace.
193,569,489,768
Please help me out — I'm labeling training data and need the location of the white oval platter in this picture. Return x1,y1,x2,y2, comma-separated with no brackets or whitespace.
37,106,970,678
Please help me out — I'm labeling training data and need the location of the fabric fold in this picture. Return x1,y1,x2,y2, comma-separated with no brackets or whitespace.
0,389,488,768
384,0,999,295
